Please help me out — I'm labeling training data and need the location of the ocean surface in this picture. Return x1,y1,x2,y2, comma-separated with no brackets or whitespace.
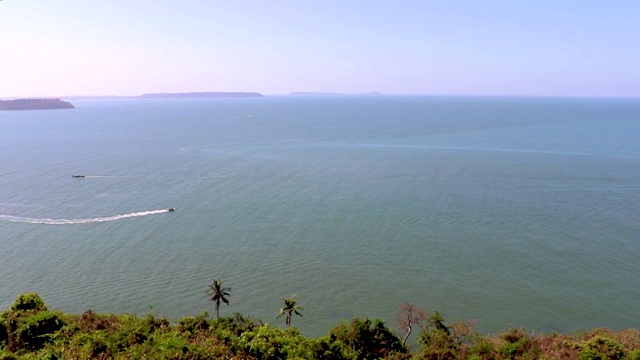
1,96,639,337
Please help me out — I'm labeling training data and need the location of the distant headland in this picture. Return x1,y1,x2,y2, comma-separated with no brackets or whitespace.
140,92,264,99
289,91,382,96
0,98,75,111
60,92,265,101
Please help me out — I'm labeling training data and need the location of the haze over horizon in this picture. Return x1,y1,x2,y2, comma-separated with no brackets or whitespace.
1,1,638,98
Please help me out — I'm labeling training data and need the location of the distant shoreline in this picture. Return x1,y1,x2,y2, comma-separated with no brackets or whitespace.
0,98,75,111
61,92,265,101
7,91,387,101
140,92,264,99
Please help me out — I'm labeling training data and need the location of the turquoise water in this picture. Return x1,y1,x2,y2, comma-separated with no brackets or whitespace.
1,96,639,337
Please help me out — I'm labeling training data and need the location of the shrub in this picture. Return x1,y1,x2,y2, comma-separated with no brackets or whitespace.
76,309,118,332
212,312,261,336
178,315,209,334
9,293,47,313
497,328,539,359
155,333,189,357
237,325,313,359
418,312,464,359
14,311,65,351
0,317,8,346
576,336,625,360
75,331,110,358
419,327,458,359
468,336,497,360
315,318,406,360
1,294,53,352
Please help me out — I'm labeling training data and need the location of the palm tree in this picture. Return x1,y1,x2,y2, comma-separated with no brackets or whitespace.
206,278,231,319
276,294,303,327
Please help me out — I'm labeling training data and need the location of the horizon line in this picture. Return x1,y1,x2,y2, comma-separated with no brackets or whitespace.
2,92,639,100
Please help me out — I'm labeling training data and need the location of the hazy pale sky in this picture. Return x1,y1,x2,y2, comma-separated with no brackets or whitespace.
1,1,638,97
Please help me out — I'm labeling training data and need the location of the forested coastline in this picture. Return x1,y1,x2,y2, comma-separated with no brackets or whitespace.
1,293,639,359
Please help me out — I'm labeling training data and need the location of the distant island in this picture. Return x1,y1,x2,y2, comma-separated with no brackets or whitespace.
0,98,75,110
290,92,347,96
289,92,382,96
139,92,264,99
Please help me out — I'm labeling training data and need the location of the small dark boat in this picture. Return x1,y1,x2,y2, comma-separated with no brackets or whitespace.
168,208,175,212
72,175,85,178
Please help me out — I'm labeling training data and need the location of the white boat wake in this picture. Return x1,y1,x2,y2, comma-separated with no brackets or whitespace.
0,209,172,225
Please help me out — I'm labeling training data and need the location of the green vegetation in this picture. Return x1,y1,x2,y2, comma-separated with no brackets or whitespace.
206,278,231,319
1,293,639,359
277,294,303,328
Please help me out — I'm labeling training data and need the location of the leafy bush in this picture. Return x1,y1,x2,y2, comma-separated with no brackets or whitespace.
237,324,313,359
0,294,67,353
468,336,497,360
2,293,640,359
73,331,110,358
76,309,118,332
14,311,65,351
418,311,464,359
576,336,625,360
178,314,209,334
629,349,640,360
419,327,458,359
0,317,8,346
314,318,406,360
9,293,47,313
212,312,261,336
497,328,540,359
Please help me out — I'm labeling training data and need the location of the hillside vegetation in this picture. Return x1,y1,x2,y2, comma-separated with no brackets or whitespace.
1,293,639,359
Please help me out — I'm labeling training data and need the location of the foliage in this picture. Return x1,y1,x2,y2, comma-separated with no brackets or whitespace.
314,318,407,359
467,336,497,360
398,302,429,347
576,335,625,360
13,311,65,351
417,311,460,359
496,328,540,359
178,312,210,334
75,309,118,332
9,293,48,313
237,324,314,359
0,294,64,354
2,293,640,359
206,278,231,319
277,294,303,328
211,312,262,336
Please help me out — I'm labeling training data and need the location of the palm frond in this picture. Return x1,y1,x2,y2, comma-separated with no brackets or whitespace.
206,278,231,318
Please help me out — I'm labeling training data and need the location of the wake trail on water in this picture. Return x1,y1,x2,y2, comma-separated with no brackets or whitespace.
0,209,171,225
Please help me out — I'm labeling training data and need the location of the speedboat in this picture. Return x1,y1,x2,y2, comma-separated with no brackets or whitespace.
168,208,175,212
72,175,85,178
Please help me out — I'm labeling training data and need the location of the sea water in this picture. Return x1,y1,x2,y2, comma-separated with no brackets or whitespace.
1,96,639,337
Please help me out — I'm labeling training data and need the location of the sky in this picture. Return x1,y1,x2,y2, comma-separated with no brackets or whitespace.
1,1,639,97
